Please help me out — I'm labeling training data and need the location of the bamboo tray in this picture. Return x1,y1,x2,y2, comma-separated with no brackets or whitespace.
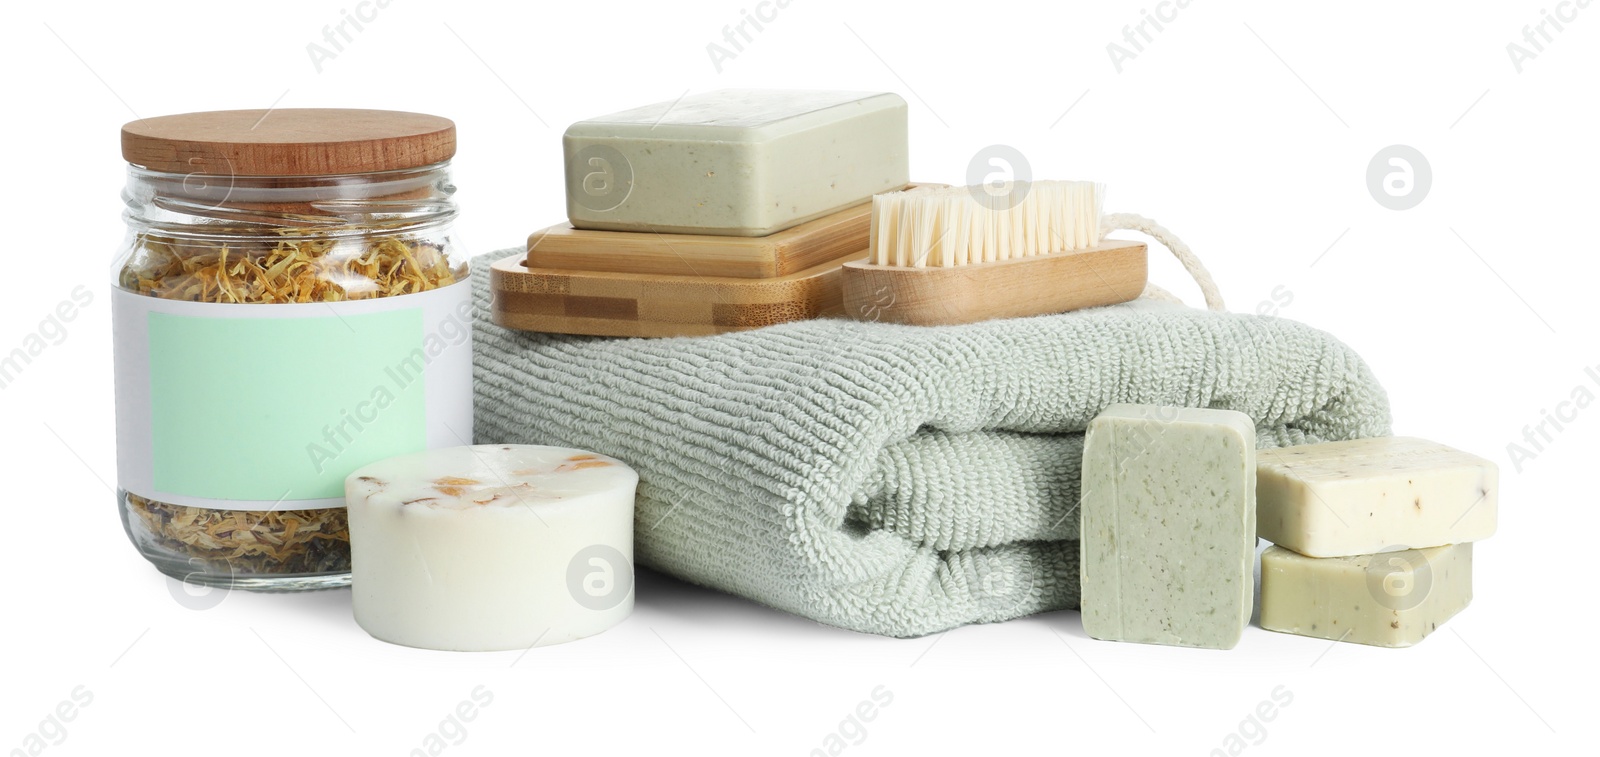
490,249,860,338
526,184,935,279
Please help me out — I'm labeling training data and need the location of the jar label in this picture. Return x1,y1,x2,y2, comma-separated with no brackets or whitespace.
113,284,474,510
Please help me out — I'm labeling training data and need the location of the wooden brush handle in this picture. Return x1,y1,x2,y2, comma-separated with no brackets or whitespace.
840,239,1147,326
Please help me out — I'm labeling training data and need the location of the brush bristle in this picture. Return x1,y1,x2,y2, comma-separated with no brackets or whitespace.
869,181,1103,267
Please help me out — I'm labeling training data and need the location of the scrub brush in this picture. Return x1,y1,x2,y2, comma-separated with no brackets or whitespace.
841,181,1149,325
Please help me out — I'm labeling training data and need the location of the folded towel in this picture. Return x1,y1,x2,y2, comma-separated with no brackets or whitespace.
471,250,1391,637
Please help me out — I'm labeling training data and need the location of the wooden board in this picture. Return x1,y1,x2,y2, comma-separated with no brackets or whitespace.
491,250,860,338
840,239,1148,326
526,183,937,279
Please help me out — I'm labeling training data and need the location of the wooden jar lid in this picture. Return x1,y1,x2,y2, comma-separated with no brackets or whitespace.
121,108,456,176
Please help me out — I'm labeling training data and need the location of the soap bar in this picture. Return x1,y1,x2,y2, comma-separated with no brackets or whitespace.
1257,437,1497,557
563,90,909,237
1079,404,1257,649
347,445,638,652
1260,543,1472,647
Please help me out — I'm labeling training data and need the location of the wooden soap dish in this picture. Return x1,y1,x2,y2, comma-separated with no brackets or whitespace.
525,184,936,279
840,238,1148,326
490,250,859,338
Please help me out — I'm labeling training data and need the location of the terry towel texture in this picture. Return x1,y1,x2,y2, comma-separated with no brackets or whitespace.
471,250,1391,637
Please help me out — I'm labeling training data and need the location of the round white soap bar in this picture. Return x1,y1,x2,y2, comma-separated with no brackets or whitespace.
346,444,638,652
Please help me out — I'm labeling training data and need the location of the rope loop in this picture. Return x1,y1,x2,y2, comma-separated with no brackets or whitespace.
1102,212,1227,312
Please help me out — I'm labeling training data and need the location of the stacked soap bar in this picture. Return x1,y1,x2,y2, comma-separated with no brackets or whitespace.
563,89,909,236
1261,543,1473,647
1255,437,1497,647
491,90,910,338
1079,404,1257,650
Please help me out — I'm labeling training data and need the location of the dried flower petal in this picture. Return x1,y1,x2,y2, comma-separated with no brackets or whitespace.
434,476,480,486
559,460,613,472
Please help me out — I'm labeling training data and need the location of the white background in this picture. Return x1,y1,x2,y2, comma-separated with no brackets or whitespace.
2,0,1595,754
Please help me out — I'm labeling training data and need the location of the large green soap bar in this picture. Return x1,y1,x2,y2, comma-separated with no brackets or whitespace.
563,90,909,237
1079,404,1257,649
1260,543,1472,647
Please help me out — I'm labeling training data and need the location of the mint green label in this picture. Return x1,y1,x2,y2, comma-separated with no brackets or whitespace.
148,309,427,501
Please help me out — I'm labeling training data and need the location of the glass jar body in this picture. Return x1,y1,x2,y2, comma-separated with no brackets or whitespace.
112,163,471,591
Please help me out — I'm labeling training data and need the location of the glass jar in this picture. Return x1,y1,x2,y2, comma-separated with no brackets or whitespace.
112,109,473,591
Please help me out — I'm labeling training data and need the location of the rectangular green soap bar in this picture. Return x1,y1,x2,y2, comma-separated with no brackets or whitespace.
1079,404,1257,650
563,90,909,237
1260,543,1472,647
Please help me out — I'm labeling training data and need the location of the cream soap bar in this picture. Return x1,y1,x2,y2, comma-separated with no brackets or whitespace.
1257,436,1497,558
1079,404,1257,650
347,445,638,652
1260,543,1472,647
563,89,909,236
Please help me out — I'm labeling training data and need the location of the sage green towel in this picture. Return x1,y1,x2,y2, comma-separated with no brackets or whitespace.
471,250,1391,637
